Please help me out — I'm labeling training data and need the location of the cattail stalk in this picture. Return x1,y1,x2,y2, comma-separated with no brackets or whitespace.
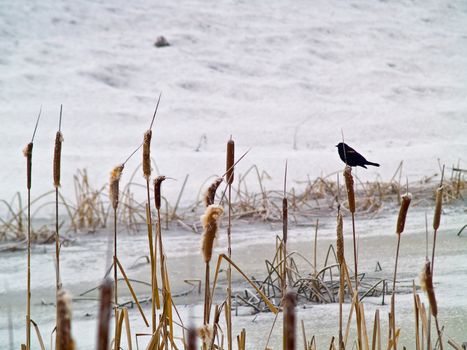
336,210,344,350
56,290,74,350
284,292,296,350
431,185,443,274
24,141,33,350
154,176,171,340
226,138,235,350
97,278,113,350
343,166,362,349
54,130,63,292
54,106,64,349
421,261,443,350
201,205,223,325
109,164,124,339
391,192,412,350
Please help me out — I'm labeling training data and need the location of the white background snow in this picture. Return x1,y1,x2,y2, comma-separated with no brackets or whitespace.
0,0,466,348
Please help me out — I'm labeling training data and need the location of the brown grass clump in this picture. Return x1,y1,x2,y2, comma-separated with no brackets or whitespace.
420,261,437,317
198,325,213,346
143,130,152,179
396,193,412,234
201,205,224,263
53,131,64,188
56,290,74,350
204,177,223,207
109,165,124,210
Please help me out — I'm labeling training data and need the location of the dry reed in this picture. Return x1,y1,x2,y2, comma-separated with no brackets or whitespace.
226,138,235,350
391,192,412,350
24,143,33,350
201,204,224,324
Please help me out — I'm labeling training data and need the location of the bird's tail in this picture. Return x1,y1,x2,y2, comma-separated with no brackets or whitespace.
366,161,380,167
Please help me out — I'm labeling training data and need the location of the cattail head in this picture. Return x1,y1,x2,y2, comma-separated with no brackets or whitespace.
97,278,113,350
420,261,437,317
198,325,213,347
109,165,124,210
56,289,75,350
143,130,152,179
53,131,64,188
336,211,344,266
343,166,355,213
226,139,235,185
396,193,412,234
283,197,288,243
204,177,223,207
201,205,224,263
433,186,443,231
23,142,33,190
284,291,297,350
187,325,197,350
154,176,166,210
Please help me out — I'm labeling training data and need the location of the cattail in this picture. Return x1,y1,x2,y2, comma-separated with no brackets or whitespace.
204,177,223,207
53,131,64,188
187,326,197,350
396,193,412,234
56,290,74,350
282,197,288,243
96,278,113,350
336,212,344,266
143,130,152,179
154,176,166,210
420,261,438,317
109,165,124,210
201,205,224,263
23,142,33,190
284,291,297,350
198,325,213,346
343,166,355,213
433,186,443,231
226,139,235,185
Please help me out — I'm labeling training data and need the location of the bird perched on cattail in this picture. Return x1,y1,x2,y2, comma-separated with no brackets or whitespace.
336,142,380,169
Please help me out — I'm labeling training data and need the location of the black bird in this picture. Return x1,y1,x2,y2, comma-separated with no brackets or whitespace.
336,142,380,168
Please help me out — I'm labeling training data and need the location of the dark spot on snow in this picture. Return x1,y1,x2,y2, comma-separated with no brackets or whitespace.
154,36,170,48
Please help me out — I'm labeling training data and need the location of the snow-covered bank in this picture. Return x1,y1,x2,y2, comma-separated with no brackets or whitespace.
0,211,466,348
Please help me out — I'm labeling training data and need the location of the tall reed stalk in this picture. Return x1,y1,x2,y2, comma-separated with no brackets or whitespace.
336,209,345,350
284,292,296,350
420,261,443,350
431,166,444,275
343,166,362,349
109,164,124,338
23,109,41,350
226,138,235,350
54,106,64,349
391,192,411,350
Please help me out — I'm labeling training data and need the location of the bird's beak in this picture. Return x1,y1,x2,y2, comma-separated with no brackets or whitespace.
335,145,338,147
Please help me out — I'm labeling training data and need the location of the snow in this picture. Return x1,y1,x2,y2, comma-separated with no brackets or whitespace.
0,0,466,210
